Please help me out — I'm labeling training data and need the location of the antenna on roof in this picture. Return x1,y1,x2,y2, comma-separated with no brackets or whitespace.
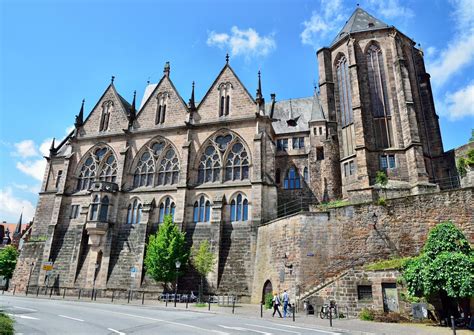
111,76,115,84
147,76,151,85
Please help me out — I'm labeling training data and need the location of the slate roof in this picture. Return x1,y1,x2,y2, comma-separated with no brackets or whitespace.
331,7,390,46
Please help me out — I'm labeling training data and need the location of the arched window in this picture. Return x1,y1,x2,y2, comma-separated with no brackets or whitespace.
193,195,211,222
157,149,179,185
198,146,221,183
98,196,109,221
127,199,142,224
158,196,175,223
77,146,117,191
275,169,281,184
336,55,355,157
218,83,232,117
224,142,249,181
230,194,249,222
134,151,155,187
304,167,309,183
99,101,113,131
155,93,168,125
367,44,393,149
284,167,301,189
90,195,100,220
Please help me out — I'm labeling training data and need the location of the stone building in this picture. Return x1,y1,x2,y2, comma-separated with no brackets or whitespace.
12,8,459,302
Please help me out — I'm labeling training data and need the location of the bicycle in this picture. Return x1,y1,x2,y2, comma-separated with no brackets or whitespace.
320,303,337,319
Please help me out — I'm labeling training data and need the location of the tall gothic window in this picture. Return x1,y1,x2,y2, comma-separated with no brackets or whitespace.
155,93,168,124
127,199,142,224
99,101,113,131
132,139,180,188
230,194,248,222
224,142,249,181
98,196,109,221
218,83,232,116
193,195,211,222
77,146,117,191
336,55,355,157
284,167,301,189
367,44,393,149
158,196,175,223
197,132,250,185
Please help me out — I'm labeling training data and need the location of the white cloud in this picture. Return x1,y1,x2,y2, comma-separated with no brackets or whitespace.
367,0,414,19
12,183,41,194
0,187,35,223
441,82,474,120
13,140,38,158
16,159,47,182
65,125,75,135
207,26,276,59
39,138,54,157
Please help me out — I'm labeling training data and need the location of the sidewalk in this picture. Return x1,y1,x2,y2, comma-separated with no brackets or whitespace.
1,291,470,335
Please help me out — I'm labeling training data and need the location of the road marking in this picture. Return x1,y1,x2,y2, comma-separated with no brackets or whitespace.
219,325,272,335
276,324,342,335
246,324,301,334
58,315,84,322
7,313,39,320
107,311,229,335
107,328,126,335
13,306,37,312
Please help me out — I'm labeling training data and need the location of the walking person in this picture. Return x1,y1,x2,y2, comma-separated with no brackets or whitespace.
282,289,289,318
272,292,283,318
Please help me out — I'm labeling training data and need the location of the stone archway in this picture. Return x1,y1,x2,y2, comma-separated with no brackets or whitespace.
262,280,273,303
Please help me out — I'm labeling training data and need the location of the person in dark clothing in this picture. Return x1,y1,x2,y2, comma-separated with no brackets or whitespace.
272,292,283,318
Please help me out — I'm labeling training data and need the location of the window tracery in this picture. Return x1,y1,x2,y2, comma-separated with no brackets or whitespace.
218,83,232,117
77,146,117,191
127,199,142,224
99,101,113,131
155,93,169,124
230,194,249,222
193,195,211,222
284,167,301,189
158,196,175,223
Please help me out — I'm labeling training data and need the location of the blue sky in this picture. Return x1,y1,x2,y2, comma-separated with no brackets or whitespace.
0,0,473,223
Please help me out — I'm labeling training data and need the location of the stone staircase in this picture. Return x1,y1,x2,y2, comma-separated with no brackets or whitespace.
298,270,350,301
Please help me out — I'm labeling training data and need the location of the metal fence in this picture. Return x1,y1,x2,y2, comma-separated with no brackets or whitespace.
276,197,318,218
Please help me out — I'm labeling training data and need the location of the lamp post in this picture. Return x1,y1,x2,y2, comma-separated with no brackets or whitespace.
174,260,181,307
26,262,34,296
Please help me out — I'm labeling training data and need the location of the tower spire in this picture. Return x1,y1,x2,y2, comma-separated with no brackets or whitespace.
49,138,57,156
75,99,85,128
256,70,264,114
226,53,229,64
111,76,115,84
14,212,22,236
128,90,136,129
188,81,196,122
163,62,170,77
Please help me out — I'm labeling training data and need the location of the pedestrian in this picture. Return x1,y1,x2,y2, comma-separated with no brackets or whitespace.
272,292,282,318
282,289,289,317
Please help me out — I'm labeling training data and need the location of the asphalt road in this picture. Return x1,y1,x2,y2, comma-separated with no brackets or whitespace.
0,295,353,335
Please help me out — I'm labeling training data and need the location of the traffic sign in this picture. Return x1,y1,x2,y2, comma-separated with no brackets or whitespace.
42,261,53,271
130,267,137,278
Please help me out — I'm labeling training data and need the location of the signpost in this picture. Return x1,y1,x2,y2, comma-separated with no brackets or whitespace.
130,267,137,278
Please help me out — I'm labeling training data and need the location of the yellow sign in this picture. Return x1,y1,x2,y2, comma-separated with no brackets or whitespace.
42,262,53,271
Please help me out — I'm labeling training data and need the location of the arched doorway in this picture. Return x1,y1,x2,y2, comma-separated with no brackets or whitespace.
262,280,273,303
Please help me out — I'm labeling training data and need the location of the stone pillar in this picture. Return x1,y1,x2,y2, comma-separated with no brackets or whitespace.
209,194,224,291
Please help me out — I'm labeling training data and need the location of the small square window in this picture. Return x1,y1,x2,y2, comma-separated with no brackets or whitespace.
70,205,80,219
357,285,373,300
349,161,355,175
344,162,349,177
292,137,304,149
277,139,288,151
379,155,388,170
55,170,63,188
388,155,396,168
319,127,323,135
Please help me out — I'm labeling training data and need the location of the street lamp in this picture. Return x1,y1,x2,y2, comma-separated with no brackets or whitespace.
174,260,181,307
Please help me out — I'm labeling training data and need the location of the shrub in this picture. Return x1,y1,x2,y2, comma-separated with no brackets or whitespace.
264,293,273,309
377,198,387,206
0,312,14,335
359,308,375,321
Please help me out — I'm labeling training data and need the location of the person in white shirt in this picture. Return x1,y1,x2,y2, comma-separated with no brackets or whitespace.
272,292,282,318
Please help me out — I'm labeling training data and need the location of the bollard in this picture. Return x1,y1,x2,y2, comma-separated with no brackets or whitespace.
63,288,66,299
94,290,97,301
36,287,40,297
292,304,295,322
13,285,16,296
166,297,168,307
49,286,53,298
208,296,211,311
260,301,263,318
142,292,145,305
91,288,94,300
186,295,189,309
26,285,29,296
2,289,4,295
78,289,82,300
127,290,131,304
450,315,456,335
111,290,115,303
232,296,235,314
329,307,333,327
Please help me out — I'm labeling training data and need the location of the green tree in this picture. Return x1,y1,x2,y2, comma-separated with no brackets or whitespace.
0,246,19,290
402,222,473,316
144,215,188,286
191,240,216,301
375,170,388,202
457,148,474,177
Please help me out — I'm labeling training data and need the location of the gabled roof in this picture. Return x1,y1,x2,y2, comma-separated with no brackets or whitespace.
331,7,390,46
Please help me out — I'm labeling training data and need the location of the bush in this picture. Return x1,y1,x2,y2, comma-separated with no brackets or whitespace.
377,198,387,206
0,312,14,335
359,308,375,321
264,293,273,309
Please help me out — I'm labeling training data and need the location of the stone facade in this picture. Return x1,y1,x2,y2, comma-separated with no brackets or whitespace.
11,8,459,303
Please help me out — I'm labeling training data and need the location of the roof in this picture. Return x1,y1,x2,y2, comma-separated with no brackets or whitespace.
139,84,157,110
268,92,326,135
331,7,390,46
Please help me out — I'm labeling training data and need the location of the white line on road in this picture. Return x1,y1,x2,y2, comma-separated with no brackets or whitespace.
276,324,342,335
13,306,38,312
219,325,272,335
246,324,301,334
7,313,39,320
107,328,126,335
58,315,84,322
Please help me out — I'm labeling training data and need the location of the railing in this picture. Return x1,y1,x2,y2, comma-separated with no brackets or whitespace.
276,197,318,219
433,175,461,190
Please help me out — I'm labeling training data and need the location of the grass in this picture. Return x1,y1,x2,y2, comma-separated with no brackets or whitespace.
319,199,351,210
0,312,14,335
363,257,412,271
194,303,207,307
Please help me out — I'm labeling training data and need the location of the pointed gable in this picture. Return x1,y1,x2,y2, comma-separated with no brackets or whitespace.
135,75,188,129
195,64,256,124
331,7,390,46
81,84,131,136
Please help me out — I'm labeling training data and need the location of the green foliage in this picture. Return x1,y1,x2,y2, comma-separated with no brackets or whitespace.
359,308,375,321
0,246,19,279
191,240,216,278
402,221,474,299
194,303,207,307
0,312,14,335
377,198,387,206
144,215,189,284
28,236,47,242
457,149,474,176
264,293,273,309
375,170,388,186
364,257,411,271
399,292,422,303
319,199,350,210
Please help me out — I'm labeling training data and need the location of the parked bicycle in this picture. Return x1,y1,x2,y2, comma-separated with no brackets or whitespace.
320,301,338,319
